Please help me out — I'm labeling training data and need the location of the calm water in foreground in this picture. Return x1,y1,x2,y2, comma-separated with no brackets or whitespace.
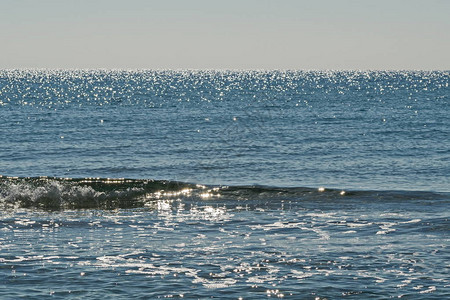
0,70,449,298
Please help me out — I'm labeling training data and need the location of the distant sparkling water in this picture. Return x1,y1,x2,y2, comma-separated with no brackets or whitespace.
1,70,449,299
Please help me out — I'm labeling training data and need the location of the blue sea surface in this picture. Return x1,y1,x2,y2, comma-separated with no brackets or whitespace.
0,70,449,299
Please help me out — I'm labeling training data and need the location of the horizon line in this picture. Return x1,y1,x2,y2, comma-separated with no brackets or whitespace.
1,68,449,72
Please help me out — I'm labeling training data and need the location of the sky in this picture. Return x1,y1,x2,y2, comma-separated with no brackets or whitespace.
1,0,449,70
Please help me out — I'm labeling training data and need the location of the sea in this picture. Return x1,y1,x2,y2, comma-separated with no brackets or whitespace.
0,70,449,299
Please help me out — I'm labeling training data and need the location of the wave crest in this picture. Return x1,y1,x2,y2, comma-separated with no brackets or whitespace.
0,176,196,209
0,176,448,210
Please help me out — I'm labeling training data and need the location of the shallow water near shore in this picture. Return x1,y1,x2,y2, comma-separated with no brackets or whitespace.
1,190,449,299
1,70,449,298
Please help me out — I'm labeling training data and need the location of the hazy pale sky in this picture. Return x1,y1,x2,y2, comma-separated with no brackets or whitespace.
1,0,449,70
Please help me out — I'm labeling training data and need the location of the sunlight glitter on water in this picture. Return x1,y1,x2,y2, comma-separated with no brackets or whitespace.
1,195,448,299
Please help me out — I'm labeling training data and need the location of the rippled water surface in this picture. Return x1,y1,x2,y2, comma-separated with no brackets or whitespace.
1,70,449,298
1,70,448,190
1,194,449,299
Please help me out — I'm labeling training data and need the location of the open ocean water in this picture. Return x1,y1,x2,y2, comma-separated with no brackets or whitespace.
0,70,449,299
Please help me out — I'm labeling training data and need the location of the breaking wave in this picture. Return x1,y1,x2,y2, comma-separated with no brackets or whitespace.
0,176,448,210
